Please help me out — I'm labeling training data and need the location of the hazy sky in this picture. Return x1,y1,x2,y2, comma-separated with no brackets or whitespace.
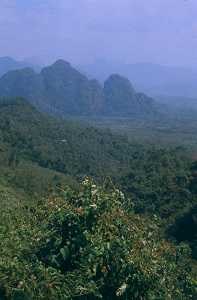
0,0,197,66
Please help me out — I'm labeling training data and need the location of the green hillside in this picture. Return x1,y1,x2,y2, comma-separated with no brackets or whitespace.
0,97,196,299
0,97,196,217
0,97,138,188
0,97,194,215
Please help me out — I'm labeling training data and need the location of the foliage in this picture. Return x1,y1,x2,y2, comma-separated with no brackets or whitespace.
119,148,193,217
0,97,137,196
0,179,196,299
0,98,195,219
169,204,197,259
0,97,197,298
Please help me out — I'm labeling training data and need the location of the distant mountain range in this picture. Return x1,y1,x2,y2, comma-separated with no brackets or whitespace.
0,56,40,78
1,56,197,108
0,59,156,118
80,60,197,98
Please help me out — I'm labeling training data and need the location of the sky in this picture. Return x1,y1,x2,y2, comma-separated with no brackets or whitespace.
0,0,197,67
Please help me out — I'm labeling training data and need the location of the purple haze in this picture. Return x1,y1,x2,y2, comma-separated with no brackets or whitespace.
0,0,196,67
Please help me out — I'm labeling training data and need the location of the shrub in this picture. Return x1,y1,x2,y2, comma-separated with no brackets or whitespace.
0,179,196,299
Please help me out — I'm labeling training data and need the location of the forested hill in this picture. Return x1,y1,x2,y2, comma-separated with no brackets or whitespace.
0,96,140,196
0,97,195,220
0,57,28,77
0,59,156,118
0,97,197,298
0,97,137,179
0,56,39,77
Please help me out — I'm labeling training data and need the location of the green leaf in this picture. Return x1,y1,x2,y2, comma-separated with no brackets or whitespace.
60,246,70,260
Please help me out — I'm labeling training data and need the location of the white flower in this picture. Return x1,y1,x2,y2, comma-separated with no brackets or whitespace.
116,283,127,296
90,203,97,209
82,178,90,186
91,189,98,196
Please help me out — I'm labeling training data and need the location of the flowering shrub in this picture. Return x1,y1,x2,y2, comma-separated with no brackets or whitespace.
0,178,196,299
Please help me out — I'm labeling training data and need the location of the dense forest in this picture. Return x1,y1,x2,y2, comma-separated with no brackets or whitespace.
0,97,196,299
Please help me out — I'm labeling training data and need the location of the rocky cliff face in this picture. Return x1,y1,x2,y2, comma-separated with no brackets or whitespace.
0,59,156,118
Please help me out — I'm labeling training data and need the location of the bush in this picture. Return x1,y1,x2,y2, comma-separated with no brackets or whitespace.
0,179,196,299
